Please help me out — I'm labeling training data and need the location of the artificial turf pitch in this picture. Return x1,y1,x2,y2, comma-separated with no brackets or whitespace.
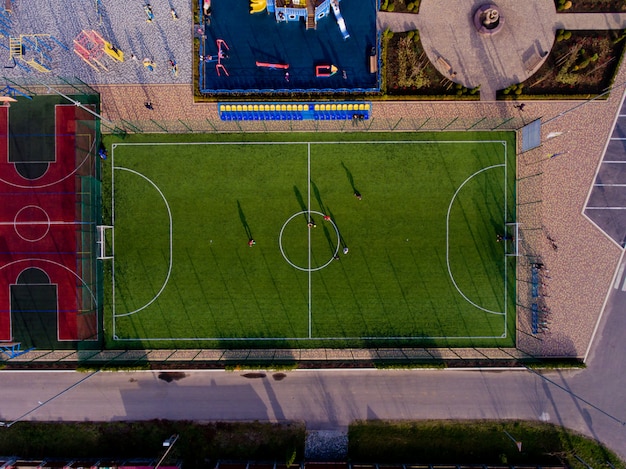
107,132,516,348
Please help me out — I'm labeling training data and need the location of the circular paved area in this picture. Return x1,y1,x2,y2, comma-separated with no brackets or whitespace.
383,0,557,100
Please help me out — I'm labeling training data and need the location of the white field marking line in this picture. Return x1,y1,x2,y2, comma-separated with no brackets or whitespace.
582,88,626,223
112,140,510,150
112,144,116,336
0,258,99,341
112,167,173,318
1,117,95,188
594,184,626,187
307,142,312,339
112,140,510,342
3,133,94,184
446,164,506,316
614,262,625,289
112,332,505,341
586,207,626,210
602,161,626,163
502,141,504,339
278,210,341,271
1,221,88,225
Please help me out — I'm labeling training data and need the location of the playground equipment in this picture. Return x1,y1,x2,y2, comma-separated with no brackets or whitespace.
74,30,124,72
330,0,350,39
256,61,289,70
144,4,154,22
250,0,266,14
9,34,68,73
203,39,229,76
267,0,347,31
143,58,155,71
316,64,338,77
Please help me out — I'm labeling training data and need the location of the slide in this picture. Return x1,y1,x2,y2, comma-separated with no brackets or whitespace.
250,0,266,14
331,0,350,40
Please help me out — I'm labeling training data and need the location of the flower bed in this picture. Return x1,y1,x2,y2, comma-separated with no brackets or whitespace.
555,0,626,12
379,0,420,13
383,30,479,99
499,30,626,99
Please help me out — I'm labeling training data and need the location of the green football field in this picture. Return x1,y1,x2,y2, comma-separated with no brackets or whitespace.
105,132,516,348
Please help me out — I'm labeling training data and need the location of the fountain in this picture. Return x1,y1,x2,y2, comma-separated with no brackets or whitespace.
473,4,504,36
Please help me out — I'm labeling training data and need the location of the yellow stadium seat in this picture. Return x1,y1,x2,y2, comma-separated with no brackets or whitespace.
314,104,319,111
253,105,259,111
270,104,275,111
304,105,309,111
281,104,287,111
331,104,336,111
287,104,292,111
236,105,242,111
242,105,248,111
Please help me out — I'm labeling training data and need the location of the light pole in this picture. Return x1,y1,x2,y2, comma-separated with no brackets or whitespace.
543,78,626,125
154,434,179,469
36,80,114,125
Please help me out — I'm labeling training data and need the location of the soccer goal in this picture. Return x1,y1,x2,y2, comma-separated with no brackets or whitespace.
506,222,519,257
97,225,113,260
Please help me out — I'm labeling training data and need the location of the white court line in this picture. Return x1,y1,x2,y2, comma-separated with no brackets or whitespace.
586,207,626,210
0,258,98,341
614,263,625,289
602,161,626,163
307,142,312,339
112,166,173,318
446,163,506,316
622,275,626,291
111,139,510,341
594,184,626,187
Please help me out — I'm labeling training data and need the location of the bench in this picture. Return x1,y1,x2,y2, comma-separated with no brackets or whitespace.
437,56,454,76
524,51,546,72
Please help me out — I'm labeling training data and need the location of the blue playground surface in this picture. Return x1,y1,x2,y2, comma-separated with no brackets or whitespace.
199,0,379,94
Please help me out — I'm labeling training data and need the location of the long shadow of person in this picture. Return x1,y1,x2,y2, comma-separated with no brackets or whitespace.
293,185,310,224
237,200,253,241
341,161,361,198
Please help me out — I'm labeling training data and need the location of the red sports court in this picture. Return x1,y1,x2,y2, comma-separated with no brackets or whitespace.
0,94,101,351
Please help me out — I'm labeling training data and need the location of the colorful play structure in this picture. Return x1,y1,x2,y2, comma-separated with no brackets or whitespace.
249,0,350,38
203,39,229,76
219,101,370,121
73,30,124,71
256,61,289,70
8,34,69,73
315,64,338,77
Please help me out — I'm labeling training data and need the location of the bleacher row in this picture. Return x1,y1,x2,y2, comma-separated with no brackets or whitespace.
218,102,371,121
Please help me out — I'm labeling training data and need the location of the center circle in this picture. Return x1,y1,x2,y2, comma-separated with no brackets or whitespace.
279,210,342,272
14,205,51,242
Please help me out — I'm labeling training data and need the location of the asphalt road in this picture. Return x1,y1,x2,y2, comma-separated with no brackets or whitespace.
1,257,626,460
